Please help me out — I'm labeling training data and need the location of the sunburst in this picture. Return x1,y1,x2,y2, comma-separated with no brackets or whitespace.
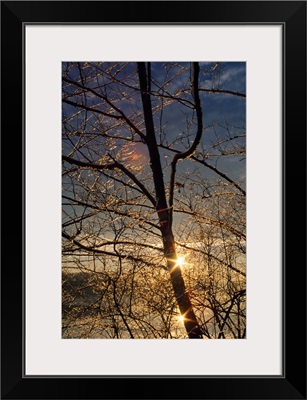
176,256,185,268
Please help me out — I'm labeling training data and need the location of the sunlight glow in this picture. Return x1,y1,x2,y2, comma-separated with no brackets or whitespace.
176,256,185,268
178,315,185,323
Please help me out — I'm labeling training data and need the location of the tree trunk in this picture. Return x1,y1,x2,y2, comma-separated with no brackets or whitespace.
137,62,203,339
159,212,203,338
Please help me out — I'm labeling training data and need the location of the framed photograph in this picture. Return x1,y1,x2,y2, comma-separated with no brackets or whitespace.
1,1,306,398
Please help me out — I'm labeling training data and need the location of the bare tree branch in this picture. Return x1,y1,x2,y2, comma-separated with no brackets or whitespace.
199,88,246,98
62,155,156,206
169,62,204,222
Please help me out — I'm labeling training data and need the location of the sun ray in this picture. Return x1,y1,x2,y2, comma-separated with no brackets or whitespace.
167,255,187,274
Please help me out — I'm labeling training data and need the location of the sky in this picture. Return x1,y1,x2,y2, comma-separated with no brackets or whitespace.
63,61,245,167
62,61,246,231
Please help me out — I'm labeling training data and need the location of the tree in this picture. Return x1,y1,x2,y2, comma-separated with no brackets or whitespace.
62,61,246,339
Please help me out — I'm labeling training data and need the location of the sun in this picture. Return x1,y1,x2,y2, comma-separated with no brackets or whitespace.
176,256,185,268
178,315,185,323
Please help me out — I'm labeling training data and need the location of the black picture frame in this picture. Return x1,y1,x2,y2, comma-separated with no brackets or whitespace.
1,1,306,399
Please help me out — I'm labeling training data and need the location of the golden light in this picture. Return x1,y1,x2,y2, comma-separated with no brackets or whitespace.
176,256,185,268
178,315,185,323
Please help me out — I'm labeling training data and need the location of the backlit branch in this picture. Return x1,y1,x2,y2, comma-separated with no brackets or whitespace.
63,155,156,206
63,77,146,142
